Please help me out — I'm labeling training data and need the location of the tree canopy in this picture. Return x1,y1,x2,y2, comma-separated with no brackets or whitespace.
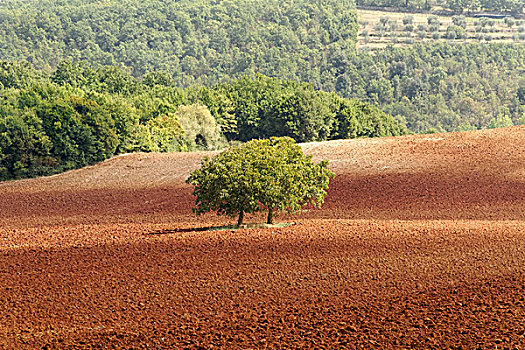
186,137,334,226
0,0,523,140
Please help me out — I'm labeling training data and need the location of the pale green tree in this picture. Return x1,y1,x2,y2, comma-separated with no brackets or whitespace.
176,104,225,150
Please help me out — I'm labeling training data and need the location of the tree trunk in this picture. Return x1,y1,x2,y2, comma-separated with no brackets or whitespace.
266,207,274,225
237,210,244,227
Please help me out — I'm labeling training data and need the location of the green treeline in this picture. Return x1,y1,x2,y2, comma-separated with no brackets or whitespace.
356,0,525,13
0,62,407,181
337,43,525,133
0,0,357,88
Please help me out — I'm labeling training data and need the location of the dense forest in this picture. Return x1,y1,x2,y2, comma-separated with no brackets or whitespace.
0,62,407,180
0,0,357,88
356,0,525,14
0,0,522,133
338,43,525,133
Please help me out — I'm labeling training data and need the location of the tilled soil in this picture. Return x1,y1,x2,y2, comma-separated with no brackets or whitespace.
1,127,525,349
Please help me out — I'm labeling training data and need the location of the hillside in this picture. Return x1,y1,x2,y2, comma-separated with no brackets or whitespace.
0,0,524,134
0,0,357,86
357,9,525,50
356,0,525,14
1,126,524,230
1,127,525,348
338,42,525,133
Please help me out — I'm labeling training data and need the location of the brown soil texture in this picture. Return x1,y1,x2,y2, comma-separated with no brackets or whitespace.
1,126,525,349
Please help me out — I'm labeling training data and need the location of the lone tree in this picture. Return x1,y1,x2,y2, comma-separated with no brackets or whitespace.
186,137,334,226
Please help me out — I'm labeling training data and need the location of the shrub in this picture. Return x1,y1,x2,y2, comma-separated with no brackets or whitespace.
480,18,491,27
452,15,467,29
429,24,440,32
389,20,399,31
379,16,390,26
447,25,466,39
427,15,439,26
362,30,370,43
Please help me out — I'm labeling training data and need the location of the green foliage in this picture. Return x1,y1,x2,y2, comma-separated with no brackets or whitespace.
402,16,413,26
0,61,46,89
452,15,467,29
336,42,525,133
138,113,184,153
427,15,440,26
187,75,408,144
0,0,357,88
263,86,334,142
446,25,467,39
0,85,122,178
330,96,409,139
37,95,119,168
0,63,405,181
176,104,225,151
487,113,514,128
0,111,54,180
186,137,334,226
0,80,186,178
515,113,525,125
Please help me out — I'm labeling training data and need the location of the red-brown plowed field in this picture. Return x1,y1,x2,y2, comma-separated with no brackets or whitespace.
1,127,525,349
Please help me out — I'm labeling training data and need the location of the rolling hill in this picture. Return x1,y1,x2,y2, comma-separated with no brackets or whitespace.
1,127,525,348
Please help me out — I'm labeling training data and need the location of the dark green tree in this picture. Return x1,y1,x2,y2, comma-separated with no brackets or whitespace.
0,111,55,180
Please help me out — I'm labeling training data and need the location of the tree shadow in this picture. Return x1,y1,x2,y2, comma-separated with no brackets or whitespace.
145,222,295,235
145,227,213,235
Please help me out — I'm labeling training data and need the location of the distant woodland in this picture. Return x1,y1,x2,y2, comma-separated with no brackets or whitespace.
337,43,525,133
0,0,358,88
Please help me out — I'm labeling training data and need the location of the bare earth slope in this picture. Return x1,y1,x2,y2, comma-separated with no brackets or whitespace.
1,127,525,348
